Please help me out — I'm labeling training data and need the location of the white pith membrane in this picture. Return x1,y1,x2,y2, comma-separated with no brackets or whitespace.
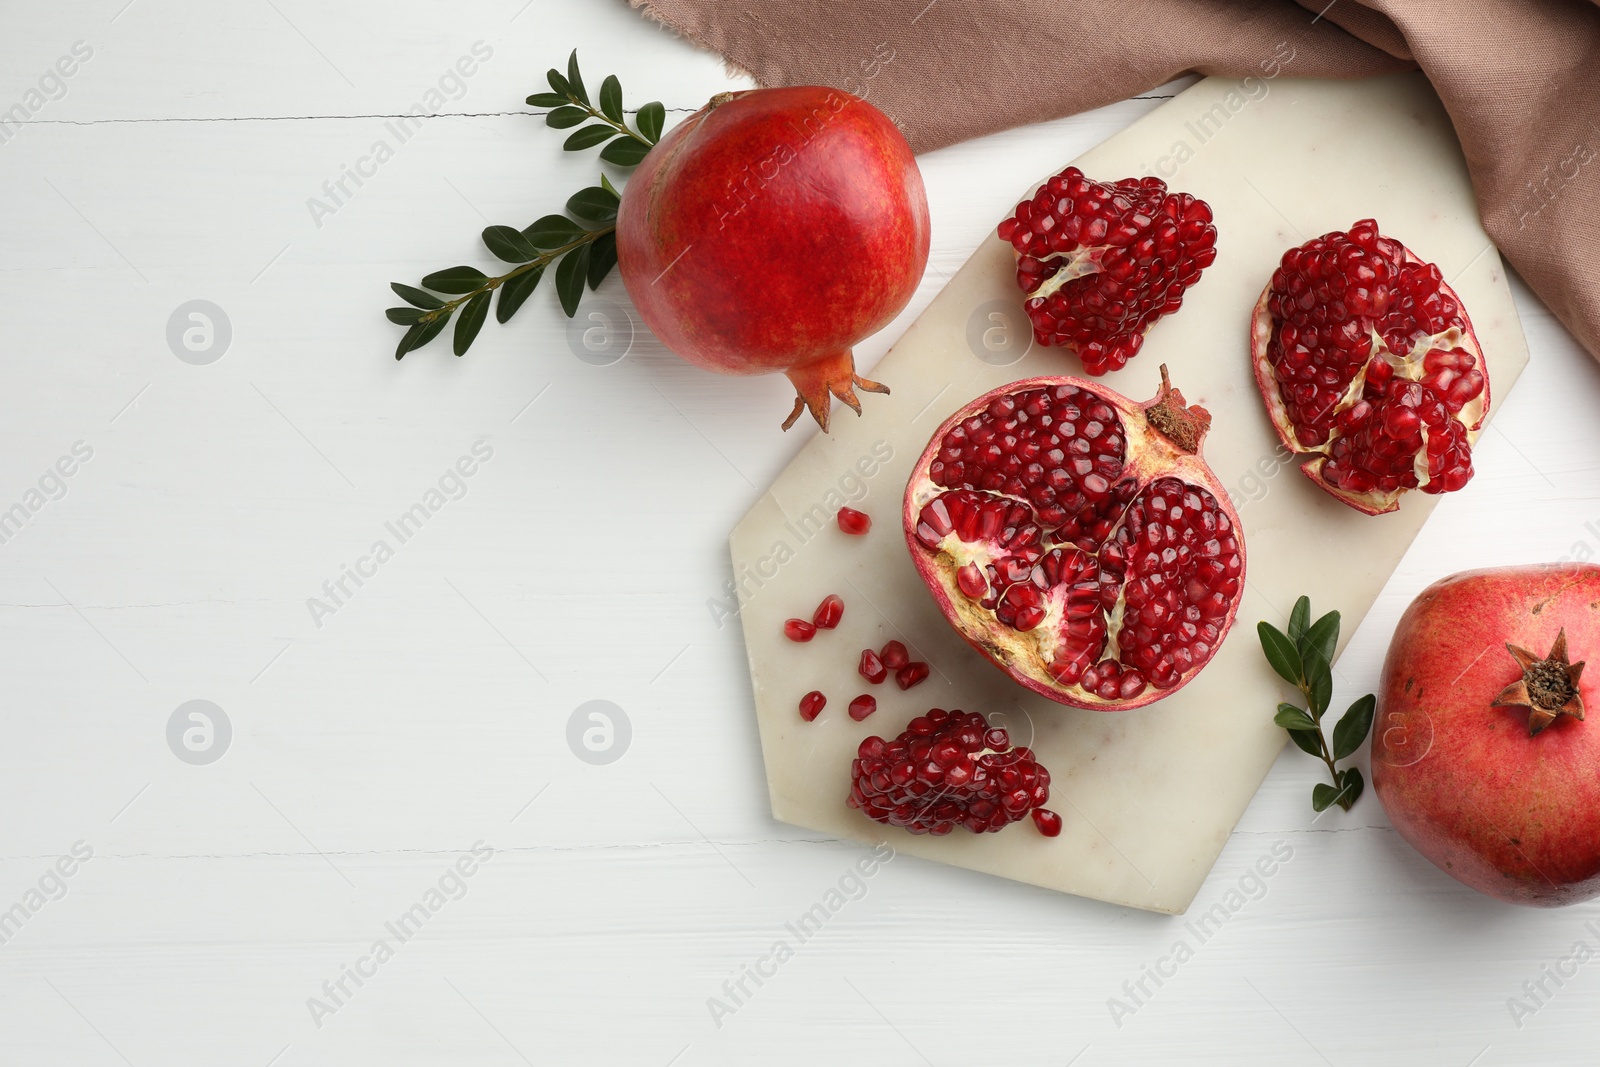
905,380,1243,708
1027,247,1103,303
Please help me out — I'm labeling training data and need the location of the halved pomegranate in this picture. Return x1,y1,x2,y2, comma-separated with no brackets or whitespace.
904,368,1245,709
999,167,1217,375
1250,220,1490,515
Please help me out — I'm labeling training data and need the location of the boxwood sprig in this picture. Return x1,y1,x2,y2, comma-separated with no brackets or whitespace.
1259,596,1376,812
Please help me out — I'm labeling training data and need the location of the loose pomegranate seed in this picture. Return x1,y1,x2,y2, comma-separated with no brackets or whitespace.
836,507,871,535
1254,219,1488,514
848,710,1053,835
859,648,887,684
848,694,877,721
880,640,910,670
998,167,1217,375
895,662,930,690
784,619,817,642
799,691,826,721
812,593,844,629
1032,808,1063,837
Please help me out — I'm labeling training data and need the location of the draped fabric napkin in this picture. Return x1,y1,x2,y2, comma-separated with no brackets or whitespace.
629,0,1600,362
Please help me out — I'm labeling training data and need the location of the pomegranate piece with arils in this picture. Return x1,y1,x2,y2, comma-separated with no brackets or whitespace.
1251,219,1490,515
904,368,1245,710
999,167,1217,375
848,710,1053,835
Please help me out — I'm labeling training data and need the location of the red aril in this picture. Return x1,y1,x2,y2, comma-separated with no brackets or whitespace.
1251,219,1489,515
837,507,872,535
905,368,1245,709
848,710,1052,835
812,594,844,630
848,694,878,721
783,619,816,642
799,691,826,722
617,87,930,431
859,649,887,684
1031,808,1063,837
999,167,1217,375
895,662,930,690
1374,564,1600,906
880,641,910,671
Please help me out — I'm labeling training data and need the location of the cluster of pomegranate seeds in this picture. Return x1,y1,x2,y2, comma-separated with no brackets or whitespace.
836,507,872,535
999,167,1217,375
783,618,817,642
908,377,1242,705
1256,219,1488,511
848,710,1057,835
848,694,878,721
799,691,826,721
812,594,844,629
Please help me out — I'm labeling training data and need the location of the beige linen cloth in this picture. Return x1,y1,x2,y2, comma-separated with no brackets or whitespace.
629,0,1600,361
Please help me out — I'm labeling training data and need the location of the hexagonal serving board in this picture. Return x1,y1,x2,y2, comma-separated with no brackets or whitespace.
729,73,1529,913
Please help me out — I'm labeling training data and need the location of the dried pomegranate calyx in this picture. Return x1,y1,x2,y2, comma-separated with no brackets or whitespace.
1492,629,1587,736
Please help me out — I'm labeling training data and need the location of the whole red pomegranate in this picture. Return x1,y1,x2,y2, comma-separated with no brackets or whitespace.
904,368,1245,709
1251,220,1490,514
617,87,929,431
999,167,1217,375
1374,564,1600,906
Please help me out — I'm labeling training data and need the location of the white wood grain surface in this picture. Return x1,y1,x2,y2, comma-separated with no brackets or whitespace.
3,2,1599,1064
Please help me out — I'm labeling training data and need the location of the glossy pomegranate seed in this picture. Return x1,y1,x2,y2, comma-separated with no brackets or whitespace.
836,507,871,535
812,594,844,629
1256,219,1487,513
848,710,1053,835
1032,808,1063,837
880,640,910,670
784,619,817,642
848,694,877,721
799,691,826,721
895,662,930,690
859,648,887,684
998,167,1217,375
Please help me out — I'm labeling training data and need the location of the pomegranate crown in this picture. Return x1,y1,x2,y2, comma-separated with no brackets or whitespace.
1143,365,1210,454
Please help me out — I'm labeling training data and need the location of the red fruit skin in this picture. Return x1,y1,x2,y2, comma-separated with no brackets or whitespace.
616,87,930,430
1374,564,1600,906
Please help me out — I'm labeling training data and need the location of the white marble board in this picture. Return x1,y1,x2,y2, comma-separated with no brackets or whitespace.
729,73,1530,914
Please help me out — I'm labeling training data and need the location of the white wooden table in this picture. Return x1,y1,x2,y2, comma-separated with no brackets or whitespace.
4,3,1599,1063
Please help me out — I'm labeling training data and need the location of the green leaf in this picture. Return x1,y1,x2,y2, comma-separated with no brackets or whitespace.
546,68,570,96
1312,782,1339,813
1333,694,1377,761
599,137,651,167
482,224,538,263
555,243,592,317
1257,622,1303,687
566,50,587,104
1288,596,1311,649
526,91,567,108
1274,704,1319,733
386,306,426,325
1337,767,1365,810
395,314,449,359
546,105,588,129
598,75,624,123
496,265,543,324
420,265,488,294
1307,657,1333,718
636,101,665,143
565,124,616,151
1303,610,1341,674
392,282,444,310
523,214,586,249
453,291,490,356
599,172,619,197
567,185,620,222
1288,727,1324,758
587,231,617,290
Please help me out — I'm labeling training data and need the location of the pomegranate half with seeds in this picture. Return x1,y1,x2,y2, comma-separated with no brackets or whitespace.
999,167,1217,375
904,369,1245,709
1251,219,1490,515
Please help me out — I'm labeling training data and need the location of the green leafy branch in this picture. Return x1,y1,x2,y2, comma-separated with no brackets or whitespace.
1258,596,1376,813
388,53,666,360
